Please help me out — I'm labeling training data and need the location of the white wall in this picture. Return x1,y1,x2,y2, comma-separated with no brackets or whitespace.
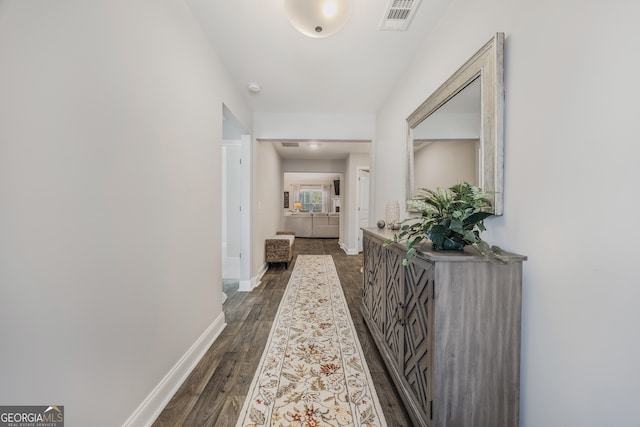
252,140,282,286
374,0,640,425
282,159,347,174
0,1,251,425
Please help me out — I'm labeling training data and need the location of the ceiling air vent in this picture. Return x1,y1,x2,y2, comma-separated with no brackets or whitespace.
380,0,422,31
281,142,300,148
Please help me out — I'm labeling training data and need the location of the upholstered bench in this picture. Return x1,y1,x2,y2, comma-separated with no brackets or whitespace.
265,231,295,268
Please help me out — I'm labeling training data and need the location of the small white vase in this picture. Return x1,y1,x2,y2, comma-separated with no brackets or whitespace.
384,200,400,229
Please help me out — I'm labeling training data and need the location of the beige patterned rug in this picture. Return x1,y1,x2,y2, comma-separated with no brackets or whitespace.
235,255,387,427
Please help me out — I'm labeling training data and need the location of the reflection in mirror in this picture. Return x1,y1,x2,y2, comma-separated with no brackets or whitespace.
413,77,480,190
407,33,504,215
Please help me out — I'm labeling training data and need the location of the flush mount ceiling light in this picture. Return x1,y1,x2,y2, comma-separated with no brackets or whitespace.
284,0,353,38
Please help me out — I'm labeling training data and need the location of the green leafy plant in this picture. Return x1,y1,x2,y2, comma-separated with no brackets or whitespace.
385,182,503,265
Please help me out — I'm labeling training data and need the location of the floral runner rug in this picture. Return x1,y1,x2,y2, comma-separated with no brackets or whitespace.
235,255,387,427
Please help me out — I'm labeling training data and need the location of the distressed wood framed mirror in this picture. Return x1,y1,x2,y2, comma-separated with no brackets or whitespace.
407,33,504,215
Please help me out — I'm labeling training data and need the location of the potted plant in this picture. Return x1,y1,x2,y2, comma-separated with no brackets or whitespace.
386,182,503,265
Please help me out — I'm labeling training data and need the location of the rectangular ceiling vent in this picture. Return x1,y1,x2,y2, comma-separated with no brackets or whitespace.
380,0,421,31
281,142,300,148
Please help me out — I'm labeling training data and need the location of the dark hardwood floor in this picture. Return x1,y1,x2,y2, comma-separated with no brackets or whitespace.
153,238,413,426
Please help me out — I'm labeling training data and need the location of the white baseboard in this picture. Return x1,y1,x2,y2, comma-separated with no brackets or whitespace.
238,263,269,292
255,263,268,288
238,263,267,292
252,263,268,290
238,278,252,292
122,313,226,427
339,241,359,255
238,264,268,292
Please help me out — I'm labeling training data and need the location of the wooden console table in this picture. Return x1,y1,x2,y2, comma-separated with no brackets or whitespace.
362,228,526,427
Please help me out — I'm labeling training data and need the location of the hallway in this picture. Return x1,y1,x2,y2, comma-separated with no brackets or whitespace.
153,238,412,426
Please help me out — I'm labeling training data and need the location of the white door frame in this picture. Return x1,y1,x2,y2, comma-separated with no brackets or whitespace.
356,167,370,253
238,133,252,291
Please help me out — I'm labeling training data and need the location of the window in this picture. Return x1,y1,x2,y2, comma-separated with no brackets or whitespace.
299,189,324,212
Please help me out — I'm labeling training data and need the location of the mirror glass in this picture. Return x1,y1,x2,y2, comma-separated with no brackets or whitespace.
407,33,504,214
413,77,480,190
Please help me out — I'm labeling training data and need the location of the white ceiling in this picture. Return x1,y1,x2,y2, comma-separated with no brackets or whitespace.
187,0,448,115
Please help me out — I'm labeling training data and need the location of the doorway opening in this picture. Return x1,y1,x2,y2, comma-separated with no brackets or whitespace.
222,105,251,297
283,172,343,240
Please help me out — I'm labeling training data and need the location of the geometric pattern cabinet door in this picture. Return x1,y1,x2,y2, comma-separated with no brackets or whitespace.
403,256,434,425
370,243,386,333
362,236,374,318
384,245,405,367
362,236,385,334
